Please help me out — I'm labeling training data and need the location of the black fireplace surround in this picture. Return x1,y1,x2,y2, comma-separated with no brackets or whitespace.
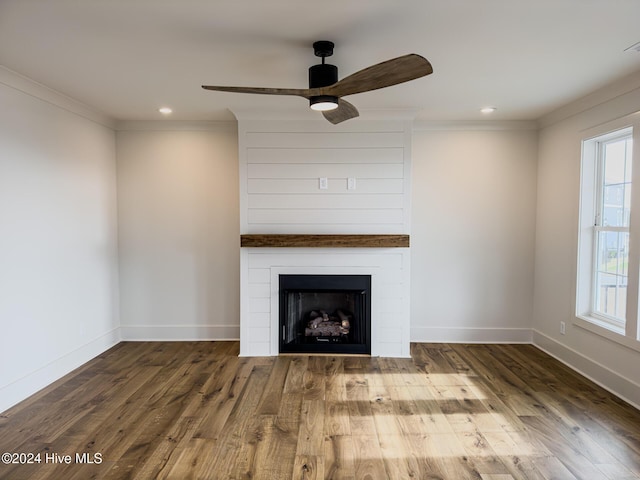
279,274,371,354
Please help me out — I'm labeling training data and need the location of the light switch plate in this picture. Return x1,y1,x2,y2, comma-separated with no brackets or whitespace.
347,177,357,190
319,177,328,190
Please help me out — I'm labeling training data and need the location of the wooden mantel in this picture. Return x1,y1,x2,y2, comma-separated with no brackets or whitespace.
240,234,410,248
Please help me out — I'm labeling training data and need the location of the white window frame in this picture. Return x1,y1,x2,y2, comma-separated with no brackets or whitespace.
576,114,640,347
592,130,631,328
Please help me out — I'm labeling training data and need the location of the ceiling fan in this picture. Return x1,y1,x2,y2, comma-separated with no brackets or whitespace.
202,41,433,124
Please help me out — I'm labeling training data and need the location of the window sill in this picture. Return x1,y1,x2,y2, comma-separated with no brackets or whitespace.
574,315,640,353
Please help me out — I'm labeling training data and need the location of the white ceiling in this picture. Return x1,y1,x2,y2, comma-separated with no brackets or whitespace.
1,0,639,123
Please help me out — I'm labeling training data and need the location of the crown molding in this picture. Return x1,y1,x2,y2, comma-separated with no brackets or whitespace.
538,69,640,129
0,65,116,129
115,120,237,132
412,119,539,131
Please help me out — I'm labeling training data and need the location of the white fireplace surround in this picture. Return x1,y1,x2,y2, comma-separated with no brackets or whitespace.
240,248,411,357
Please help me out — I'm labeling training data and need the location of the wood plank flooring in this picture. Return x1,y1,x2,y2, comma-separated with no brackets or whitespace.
0,342,639,479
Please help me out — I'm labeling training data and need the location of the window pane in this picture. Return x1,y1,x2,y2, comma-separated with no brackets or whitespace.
602,186,628,226
603,141,627,184
594,230,629,320
601,137,632,227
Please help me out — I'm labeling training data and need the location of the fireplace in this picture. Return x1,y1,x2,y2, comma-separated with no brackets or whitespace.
236,113,412,357
279,274,371,354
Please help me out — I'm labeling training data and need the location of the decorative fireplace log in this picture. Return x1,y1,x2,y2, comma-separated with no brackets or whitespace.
305,308,351,337
309,316,322,329
337,310,350,329
305,322,344,336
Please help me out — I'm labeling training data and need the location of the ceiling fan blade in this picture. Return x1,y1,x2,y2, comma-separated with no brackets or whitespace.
322,99,359,124
202,85,312,98
322,54,432,98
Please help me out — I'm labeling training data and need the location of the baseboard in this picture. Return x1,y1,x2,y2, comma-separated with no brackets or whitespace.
410,326,533,344
120,324,240,341
0,327,121,413
532,329,640,410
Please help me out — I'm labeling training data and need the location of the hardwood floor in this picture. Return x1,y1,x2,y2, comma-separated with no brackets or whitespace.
1,342,639,479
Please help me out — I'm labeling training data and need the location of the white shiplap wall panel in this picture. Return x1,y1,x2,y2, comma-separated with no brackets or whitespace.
240,118,411,234
247,178,404,195
240,224,404,235
248,297,270,313
248,268,270,284
379,327,403,344
248,194,405,210
248,147,404,164
380,296,404,314
247,312,270,328
248,162,404,179
247,328,271,343
245,131,405,148
247,208,404,226
248,283,270,298
248,251,404,269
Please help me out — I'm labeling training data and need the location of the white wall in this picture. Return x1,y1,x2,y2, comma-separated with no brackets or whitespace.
533,72,640,406
116,127,240,340
0,73,120,412
411,126,538,342
115,118,541,351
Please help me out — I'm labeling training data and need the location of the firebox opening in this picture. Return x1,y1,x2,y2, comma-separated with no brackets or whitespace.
279,274,371,354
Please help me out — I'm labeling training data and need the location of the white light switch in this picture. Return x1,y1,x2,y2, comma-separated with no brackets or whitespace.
319,177,328,190
347,177,357,190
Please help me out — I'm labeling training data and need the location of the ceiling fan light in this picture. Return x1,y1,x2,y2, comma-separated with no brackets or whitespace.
310,95,339,111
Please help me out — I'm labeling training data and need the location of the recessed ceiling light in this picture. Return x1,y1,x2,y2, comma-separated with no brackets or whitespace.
480,107,497,114
158,107,172,115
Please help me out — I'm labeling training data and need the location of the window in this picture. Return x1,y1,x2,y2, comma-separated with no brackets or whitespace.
577,127,634,333
593,133,633,323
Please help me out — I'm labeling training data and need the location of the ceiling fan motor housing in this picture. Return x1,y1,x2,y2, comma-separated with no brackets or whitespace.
309,63,338,109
